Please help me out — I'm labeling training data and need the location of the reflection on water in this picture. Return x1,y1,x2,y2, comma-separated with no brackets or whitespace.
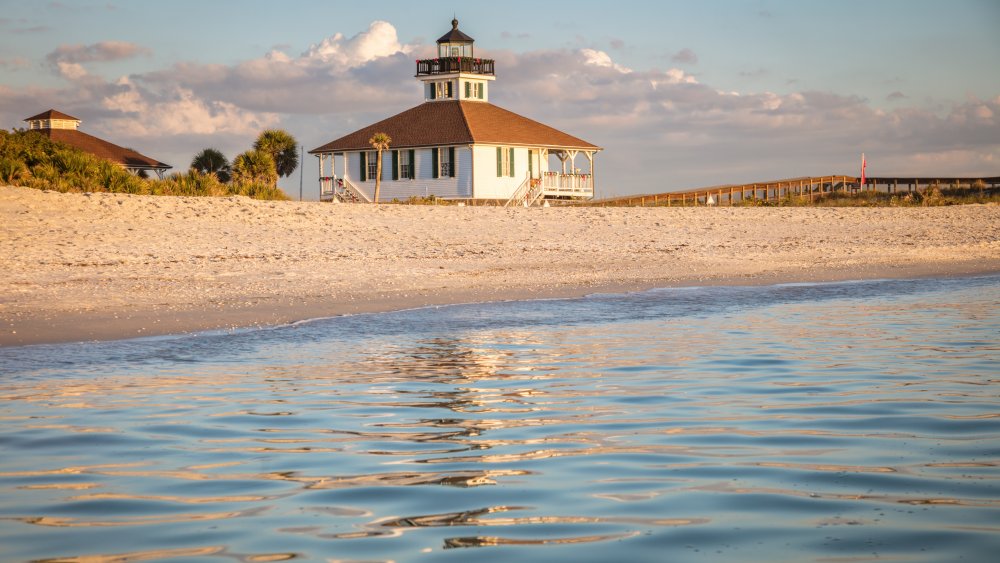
1,275,999,562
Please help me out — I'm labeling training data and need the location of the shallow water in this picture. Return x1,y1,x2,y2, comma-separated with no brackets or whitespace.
1,275,999,562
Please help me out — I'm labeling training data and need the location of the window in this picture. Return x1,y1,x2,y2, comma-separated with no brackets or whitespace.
432,147,456,179
465,82,483,99
440,148,451,177
496,146,515,178
366,151,377,180
435,81,453,99
400,150,412,179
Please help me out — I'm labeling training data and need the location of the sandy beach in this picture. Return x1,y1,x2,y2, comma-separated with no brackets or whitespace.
2,184,998,346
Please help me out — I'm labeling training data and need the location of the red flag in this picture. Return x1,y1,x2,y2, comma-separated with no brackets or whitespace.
860,153,867,188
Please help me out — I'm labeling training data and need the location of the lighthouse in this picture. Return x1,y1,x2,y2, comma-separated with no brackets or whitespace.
310,19,600,205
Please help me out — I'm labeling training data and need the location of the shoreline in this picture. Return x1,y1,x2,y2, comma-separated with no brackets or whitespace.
5,261,997,348
3,186,999,347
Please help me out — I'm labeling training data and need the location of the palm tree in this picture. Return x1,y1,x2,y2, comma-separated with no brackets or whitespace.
190,148,231,183
368,132,391,203
253,129,298,184
231,149,277,187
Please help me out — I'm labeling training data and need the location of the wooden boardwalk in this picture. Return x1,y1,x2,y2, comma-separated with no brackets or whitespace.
574,175,1000,207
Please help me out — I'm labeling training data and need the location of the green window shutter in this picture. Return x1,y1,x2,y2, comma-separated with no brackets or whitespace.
392,150,399,181
528,150,533,177
509,147,515,177
446,81,452,98
408,150,415,179
465,81,471,98
359,151,366,182
496,147,502,177
448,147,455,177
477,84,483,99
430,83,436,100
432,148,439,179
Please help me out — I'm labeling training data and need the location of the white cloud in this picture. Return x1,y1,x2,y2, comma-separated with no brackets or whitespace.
655,68,698,87
580,48,632,74
301,20,412,69
46,40,151,80
47,41,150,64
100,77,279,137
56,61,88,80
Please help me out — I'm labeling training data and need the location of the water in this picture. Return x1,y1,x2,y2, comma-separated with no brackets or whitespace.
1,275,998,562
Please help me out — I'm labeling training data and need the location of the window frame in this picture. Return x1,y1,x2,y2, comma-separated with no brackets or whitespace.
399,150,411,180
435,81,453,99
439,147,451,177
366,151,378,181
496,146,515,178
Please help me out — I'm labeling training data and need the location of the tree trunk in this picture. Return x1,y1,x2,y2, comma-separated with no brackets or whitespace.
374,149,382,203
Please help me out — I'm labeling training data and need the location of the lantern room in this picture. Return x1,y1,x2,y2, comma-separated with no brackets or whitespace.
437,18,474,58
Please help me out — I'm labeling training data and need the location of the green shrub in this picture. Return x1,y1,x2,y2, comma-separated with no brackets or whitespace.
230,181,289,200
0,156,28,185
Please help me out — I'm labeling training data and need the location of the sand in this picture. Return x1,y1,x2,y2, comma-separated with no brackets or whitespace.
2,184,998,346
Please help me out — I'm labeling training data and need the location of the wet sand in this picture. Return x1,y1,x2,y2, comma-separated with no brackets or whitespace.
2,185,998,346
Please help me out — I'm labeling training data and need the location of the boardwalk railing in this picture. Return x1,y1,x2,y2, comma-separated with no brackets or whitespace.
574,176,851,207
572,175,1000,207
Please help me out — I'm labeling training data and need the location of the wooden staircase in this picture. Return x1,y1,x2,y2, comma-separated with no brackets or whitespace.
504,174,544,207
335,178,372,203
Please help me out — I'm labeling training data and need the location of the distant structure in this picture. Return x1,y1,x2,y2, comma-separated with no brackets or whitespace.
310,18,601,205
24,109,171,178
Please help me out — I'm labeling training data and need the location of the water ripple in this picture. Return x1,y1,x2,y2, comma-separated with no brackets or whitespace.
1,275,998,561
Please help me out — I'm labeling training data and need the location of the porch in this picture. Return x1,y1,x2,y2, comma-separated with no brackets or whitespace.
541,172,593,198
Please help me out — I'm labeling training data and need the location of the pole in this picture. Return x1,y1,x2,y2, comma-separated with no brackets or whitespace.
299,146,304,201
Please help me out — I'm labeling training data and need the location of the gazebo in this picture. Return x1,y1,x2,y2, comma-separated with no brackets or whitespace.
25,109,171,178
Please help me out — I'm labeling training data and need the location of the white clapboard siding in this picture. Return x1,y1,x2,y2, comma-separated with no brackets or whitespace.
345,148,472,201
471,145,531,199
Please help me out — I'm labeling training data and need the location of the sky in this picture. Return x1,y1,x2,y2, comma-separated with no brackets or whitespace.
1,0,998,199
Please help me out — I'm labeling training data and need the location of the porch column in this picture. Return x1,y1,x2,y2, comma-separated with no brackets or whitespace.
583,151,595,198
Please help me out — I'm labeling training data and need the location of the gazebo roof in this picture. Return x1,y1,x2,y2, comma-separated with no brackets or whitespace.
310,101,600,154
25,109,80,122
36,128,171,170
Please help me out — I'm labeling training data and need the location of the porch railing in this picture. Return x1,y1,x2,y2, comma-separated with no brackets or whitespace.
416,57,495,76
505,174,544,207
319,177,371,203
542,172,594,198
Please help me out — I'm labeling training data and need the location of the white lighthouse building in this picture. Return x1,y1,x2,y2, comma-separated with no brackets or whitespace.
309,19,601,205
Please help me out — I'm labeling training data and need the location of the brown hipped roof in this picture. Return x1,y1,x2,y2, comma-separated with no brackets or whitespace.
309,101,600,154
36,128,171,170
25,109,80,122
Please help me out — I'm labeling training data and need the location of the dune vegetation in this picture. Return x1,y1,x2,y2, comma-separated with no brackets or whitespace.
0,129,289,200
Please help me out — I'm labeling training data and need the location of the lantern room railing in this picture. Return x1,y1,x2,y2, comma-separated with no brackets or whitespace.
416,57,495,76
